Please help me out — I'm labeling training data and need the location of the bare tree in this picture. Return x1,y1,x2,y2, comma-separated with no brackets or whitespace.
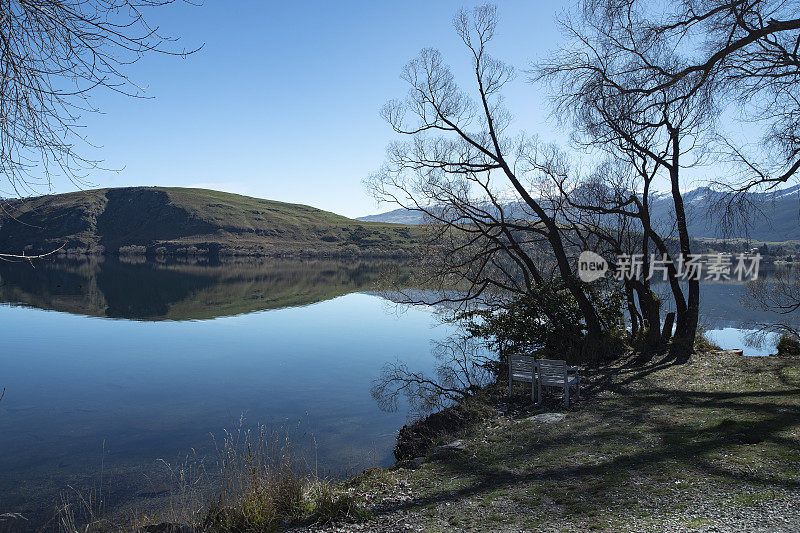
371,2,787,361
366,5,613,345
0,0,199,196
544,157,667,348
570,1,800,201
535,0,731,352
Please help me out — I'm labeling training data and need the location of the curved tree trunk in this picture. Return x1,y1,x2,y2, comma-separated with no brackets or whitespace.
666,129,699,355
497,160,605,341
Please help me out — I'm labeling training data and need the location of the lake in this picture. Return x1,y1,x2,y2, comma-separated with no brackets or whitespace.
0,258,453,529
0,258,793,528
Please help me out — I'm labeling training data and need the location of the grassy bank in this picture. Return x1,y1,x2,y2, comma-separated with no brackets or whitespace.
309,350,800,532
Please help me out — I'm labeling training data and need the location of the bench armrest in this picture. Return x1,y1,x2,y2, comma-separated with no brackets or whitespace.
568,365,579,372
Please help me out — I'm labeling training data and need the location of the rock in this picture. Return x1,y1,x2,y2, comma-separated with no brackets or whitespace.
526,412,567,423
432,439,467,458
394,402,488,461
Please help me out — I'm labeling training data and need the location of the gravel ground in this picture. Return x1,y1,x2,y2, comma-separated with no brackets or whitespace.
285,474,800,532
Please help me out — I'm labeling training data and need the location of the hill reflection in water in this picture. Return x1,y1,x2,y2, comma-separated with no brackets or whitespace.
0,258,436,531
0,257,407,320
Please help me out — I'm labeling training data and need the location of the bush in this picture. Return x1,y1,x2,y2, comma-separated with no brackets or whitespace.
776,335,800,358
462,278,625,364
694,328,721,353
118,244,147,255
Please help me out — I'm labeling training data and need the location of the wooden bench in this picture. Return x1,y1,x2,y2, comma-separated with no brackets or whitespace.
537,359,580,407
508,354,538,401
508,356,581,407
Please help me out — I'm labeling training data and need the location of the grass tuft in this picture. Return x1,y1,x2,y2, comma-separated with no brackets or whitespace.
306,481,372,524
202,420,306,531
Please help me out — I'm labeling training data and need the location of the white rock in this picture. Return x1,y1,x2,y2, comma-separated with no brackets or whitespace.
526,412,567,423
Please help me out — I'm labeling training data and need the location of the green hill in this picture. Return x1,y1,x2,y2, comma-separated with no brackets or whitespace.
0,187,422,257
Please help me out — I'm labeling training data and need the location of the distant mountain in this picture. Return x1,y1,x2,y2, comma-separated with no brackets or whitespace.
358,185,800,242
652,185,800,241
357,207,426,225
0,187,422,257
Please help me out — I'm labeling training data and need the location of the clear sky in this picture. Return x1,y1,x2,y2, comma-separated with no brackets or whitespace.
56,1,572,218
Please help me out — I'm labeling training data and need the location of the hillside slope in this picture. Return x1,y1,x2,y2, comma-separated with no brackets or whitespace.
0,187,421,257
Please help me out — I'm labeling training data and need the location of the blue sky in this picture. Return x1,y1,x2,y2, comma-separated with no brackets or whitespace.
58,1,570,218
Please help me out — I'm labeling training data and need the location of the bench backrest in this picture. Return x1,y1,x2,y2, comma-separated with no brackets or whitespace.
509,354,536,372
537,359,567,379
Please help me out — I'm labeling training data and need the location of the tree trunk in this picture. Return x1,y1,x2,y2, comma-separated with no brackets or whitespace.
632,282,662,351
666,129,699,354
624,283,641,337
502,163,605,341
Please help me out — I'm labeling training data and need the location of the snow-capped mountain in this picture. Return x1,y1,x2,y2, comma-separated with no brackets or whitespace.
358,185,800,241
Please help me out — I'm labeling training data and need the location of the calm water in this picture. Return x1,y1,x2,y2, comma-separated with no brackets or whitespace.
665,279,791,356
0,258,450,527
0,258,794,527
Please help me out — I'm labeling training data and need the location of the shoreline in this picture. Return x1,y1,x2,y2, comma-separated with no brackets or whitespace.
306,349,800,532
13,348,797,532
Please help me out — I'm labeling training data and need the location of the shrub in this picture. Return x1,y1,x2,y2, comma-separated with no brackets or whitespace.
776,335,800,358
462,277,625,364
118,244,147,255
204,422,305,531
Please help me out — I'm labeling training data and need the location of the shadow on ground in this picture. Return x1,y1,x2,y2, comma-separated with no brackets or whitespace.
367,352,800,530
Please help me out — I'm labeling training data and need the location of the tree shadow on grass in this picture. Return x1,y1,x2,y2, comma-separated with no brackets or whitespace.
372,355,800,522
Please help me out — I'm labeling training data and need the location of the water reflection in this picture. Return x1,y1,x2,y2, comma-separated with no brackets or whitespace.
0,258,798,529
655,274,800,355
0,258,436,531
0,257,403,320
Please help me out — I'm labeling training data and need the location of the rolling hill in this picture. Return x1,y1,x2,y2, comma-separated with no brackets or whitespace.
0,187,422,257
359,185,800,242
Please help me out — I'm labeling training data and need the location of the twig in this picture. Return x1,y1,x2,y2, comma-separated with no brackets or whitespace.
0,243,66,265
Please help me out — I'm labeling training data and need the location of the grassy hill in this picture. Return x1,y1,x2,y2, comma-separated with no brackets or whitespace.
0,187,422,257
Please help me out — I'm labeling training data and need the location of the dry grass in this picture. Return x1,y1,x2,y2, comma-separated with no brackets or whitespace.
54,442,112,533
202,420,306,531
52,418,369,532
